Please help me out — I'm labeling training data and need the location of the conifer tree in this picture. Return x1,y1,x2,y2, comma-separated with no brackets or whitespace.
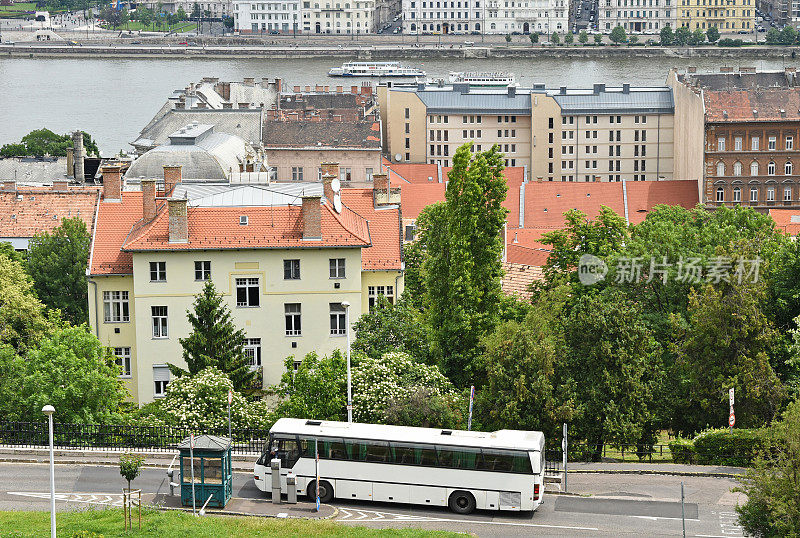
169,281,258,392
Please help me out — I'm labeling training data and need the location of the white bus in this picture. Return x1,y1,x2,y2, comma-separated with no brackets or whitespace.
254,418,545,514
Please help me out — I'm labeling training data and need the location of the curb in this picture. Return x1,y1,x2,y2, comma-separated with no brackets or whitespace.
147,501,337,520
568,469,744,478
0,457,253,473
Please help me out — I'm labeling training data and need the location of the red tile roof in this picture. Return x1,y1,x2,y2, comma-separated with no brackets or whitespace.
522,181,625,229
385,163,441,185
0,187,100,239
89,193,145,275
341,188,403,271
501,262,543,299
769,208,800,236
704,88,800,122
624,180,699,224
401,183,447,219
122,201,370,252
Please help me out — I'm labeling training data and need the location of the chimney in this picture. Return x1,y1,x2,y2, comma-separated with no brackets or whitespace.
238,102,250,109
322,173,335,201
293,85,301,93
141,178,157,221
101,165,122,202
373,173,389,194
174,101,185,110
321,161,340,180
3,181,16,192
243,77,255,85
301,195,322,240
222,102,233,109
66,147,74,178
559,86,567,95
163,165,182,195
73,131,85,182
52,180,69,191
622,83,630,94
507,85,516,97
336,85,343,93
196,102,207,109
168,197,189,243
593,83,605,94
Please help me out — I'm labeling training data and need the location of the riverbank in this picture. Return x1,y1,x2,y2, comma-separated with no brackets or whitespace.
2,42,800,60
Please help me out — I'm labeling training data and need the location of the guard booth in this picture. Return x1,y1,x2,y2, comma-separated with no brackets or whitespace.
177,434,232,508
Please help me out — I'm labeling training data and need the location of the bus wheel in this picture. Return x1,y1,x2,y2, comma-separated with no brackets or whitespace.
307,480,334,503
448,490,476,514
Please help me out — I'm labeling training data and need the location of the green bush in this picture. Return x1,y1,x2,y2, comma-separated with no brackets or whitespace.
669,438,696,464
693,428,767,466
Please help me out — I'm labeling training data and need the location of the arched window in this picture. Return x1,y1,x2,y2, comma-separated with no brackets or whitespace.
717,162,725,176
490,22,496,29
733,161,742,176
751,161,759,176
716,187,724,202
768,161,776,175
733,187,741,202
785,186,793,201
475,22,481,30
786,161,793,175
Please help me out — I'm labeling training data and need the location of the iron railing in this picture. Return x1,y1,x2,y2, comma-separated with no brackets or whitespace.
0,422,269,456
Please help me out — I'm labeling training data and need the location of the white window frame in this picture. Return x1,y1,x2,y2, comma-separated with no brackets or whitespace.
329,258,346,279
150,261,166,282
751,161,759,176
368,285,395,310
285,303,302,336
769,161,776,175
716,187,724,202
767,187,776,201
236,277,260,307
151,306,168,338
194,260,211,281
750,187,758,202
751,137,760,151
113,347,131,378
769,136,777,150
153,365,170,398
103,291,129,323
330,303,346,336
717,137,726,151
733,187,741,202
785,186,793,201
243,338,262,368
787,136,794,150
734,137,742,151
786,161,793,175
284,259,301,280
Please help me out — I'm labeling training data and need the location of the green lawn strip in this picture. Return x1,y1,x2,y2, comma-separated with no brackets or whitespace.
0,2,37,11
0,508,460,537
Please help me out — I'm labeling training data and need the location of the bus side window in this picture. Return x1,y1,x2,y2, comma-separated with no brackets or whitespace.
436,446,455,468
327,438,348,460
365,441,390,463
346,440,366,461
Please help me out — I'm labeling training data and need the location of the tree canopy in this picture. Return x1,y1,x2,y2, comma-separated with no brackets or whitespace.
0,129,99,158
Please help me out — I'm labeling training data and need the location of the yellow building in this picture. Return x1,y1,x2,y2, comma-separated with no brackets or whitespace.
677,0,754,31
88,165,402,404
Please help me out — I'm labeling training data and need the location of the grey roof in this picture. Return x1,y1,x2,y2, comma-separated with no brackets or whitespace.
682,71,797,91
177,182,323,207
126,129,249,181
551,88,674,115
0,157,69,184
177,434,231,452
132,109,262,150
414,89,532,115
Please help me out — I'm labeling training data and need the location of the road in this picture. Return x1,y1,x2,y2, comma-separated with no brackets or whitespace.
0,462,745,536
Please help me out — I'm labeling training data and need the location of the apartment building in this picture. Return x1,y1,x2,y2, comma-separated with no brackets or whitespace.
677,0,754,30
140,0,232,18
757,0,800,28
301,0,376,33
670,67,800,208
88,165,402,404
597,0,676,33
401,0,567,35
379,82,675,181
233,0,301,33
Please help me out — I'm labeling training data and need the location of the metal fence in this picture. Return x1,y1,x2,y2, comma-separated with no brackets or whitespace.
0,422,269,456
546,442,676,464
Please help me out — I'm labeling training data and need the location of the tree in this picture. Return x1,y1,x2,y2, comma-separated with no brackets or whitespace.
119,452,144,492
223,16,234,29
529,31,539,44
688,27,706,45
660,25,674,45
0,129,99,158
564,31,573,44
766,27,781,45
352,296,430,363
706,26,720,43
560,291,658,458
141,367,271,430
610,25,627,43
672,282,786,435
594,32,603,44
10,324,127,424
401,238,428,309
0,242,24,265
551,32,560,44
270,352,347,422
176,6,187,20
171,281,258,392
578,30,588,44
736,395,800,537
675,26,691,46
780,25,798,45
629,34,639,44
0,256,49,353
27,217,90,326
477,285,573,440
191,2,201,18
422,144,508,387
505,33,511,43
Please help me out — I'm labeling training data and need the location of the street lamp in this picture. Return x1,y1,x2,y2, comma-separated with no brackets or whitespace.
42,405,56,538
341,300,353,423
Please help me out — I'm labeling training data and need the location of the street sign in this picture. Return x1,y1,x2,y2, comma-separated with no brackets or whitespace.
729,413,735,427
228,389,233,406
729,388,734,407
190,432,195,449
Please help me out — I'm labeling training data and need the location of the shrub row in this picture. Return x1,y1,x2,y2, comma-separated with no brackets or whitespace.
669,428,768,466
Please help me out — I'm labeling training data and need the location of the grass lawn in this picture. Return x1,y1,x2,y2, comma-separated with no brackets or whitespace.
0,2,37,11
0,508,459,537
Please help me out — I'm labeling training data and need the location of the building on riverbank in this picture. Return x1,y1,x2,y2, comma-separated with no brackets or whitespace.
232,0,301,34
597,0,676,34
378,81,675,182
401,0,567,35
139,0,233,18
677,0,755,31
669,67,800,209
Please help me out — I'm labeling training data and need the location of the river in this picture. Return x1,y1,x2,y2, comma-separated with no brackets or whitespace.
1,55,796,154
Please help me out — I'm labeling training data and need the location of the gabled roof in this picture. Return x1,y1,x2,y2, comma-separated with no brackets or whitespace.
0,187,100,240
704,88,800,122
177,434,231,451
340,188,402,271
624,180,699,224
90,193,145,275
132,109,263,149
121,199,370,252
522,181,625,228
413,88,532,115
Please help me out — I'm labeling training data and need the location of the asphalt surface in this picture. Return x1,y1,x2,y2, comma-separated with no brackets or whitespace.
0,461,745,536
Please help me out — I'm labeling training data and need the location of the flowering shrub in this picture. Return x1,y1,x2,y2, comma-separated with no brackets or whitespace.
140,367,271,431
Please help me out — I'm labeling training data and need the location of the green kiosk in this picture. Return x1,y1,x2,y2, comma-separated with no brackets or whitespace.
177,434,232,509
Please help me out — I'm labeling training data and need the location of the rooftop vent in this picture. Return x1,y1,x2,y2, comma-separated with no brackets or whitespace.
753,109,758,117
723,111,728,119
622,83,630,94
305,420,322,426
441,430,452,435
239,215,249,226
593,83,605,94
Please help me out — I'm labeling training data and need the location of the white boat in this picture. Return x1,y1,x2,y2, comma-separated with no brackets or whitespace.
328,61,426,77
446,71,516,87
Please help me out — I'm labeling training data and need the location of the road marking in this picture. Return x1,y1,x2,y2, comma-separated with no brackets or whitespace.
630,515,701,521
8,491,126,507
335,507,599,530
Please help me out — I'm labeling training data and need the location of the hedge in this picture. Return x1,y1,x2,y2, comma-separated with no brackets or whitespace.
692,428,767,466
668,438,696,464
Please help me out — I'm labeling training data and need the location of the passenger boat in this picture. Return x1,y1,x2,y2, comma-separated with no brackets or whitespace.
328,61,426,77
446,71,516,87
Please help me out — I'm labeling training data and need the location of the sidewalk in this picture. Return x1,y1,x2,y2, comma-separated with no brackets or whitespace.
567,461,746,477
147,492,336,519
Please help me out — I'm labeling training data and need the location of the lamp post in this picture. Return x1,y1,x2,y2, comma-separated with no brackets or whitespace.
341,300,353,423
42,405,56,538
